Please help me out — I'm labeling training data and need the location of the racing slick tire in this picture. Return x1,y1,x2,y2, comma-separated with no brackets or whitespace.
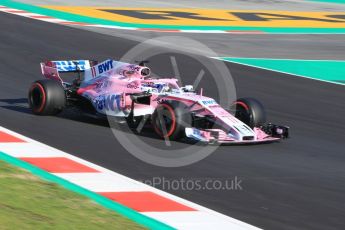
28,79,66,115
231,98,266,128
152,101,192,140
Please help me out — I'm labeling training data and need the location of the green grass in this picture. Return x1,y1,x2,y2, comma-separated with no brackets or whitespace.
0,160,146,230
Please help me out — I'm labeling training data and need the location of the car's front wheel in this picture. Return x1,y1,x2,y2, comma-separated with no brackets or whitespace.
231,97,266,128
151,101,192,140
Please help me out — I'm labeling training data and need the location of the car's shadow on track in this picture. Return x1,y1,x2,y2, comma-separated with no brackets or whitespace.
0,97,109,126
0,98,32,114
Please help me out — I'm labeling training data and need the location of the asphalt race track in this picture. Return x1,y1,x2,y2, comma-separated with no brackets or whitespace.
1,12,345,230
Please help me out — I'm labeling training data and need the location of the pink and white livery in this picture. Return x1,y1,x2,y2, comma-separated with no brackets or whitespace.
29,59,289,144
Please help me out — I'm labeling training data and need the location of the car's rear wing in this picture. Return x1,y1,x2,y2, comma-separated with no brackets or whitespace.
41,59,147,83
40,60,98,82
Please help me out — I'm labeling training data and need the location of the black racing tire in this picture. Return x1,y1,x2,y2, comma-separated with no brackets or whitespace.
151,101,192,140
28,79,66,115
231,97,266,128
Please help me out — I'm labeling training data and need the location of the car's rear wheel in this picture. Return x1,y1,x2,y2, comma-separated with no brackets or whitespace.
231,97,266,128
151,101,192,140
28,79,66,115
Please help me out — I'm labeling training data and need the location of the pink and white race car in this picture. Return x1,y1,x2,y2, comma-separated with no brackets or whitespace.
28,59,289,144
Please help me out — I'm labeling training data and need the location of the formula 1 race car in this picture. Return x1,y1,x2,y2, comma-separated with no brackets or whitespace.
28,59,289,144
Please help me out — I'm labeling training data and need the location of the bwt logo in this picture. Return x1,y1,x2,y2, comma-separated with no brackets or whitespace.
98,60,114,74
201,99,216,105
95,94,121,111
